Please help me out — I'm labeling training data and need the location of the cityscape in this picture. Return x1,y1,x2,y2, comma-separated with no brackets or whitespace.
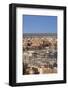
23,33,57,75
22,15,57,75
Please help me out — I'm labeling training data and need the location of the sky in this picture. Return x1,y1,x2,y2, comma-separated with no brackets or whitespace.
23,15,57,33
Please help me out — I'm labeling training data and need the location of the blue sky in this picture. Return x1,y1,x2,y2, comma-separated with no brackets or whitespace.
23,15,57,33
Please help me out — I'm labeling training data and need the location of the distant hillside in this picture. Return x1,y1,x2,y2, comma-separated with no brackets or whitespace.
23,33,57,38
